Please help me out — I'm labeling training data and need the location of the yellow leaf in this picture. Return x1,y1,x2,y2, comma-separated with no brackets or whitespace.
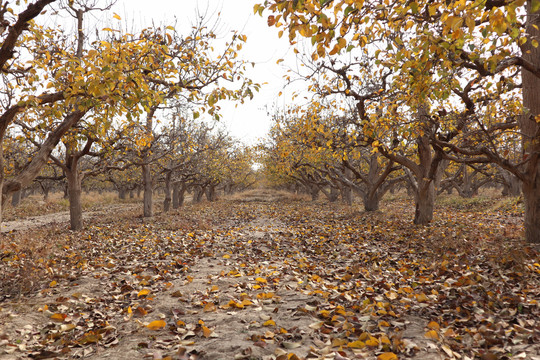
49,280,57,287
223,254,230,259
416,293,429,302
204,303,217,312
332,338,348,347
255,277,268,284
50,313,66,322
365,336,379,346
138,289,150,297
347,340,365,348
380,335,392,345
378,353,398,360
427,321,440,330
241,299,253,307
210,285,219,292
147,320,166,330
425,330,439,340
263,319,276,326
202,325,212,338
113,13,121,20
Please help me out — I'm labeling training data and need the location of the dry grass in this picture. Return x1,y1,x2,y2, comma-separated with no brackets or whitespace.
3,191,139,221
224,188,310,203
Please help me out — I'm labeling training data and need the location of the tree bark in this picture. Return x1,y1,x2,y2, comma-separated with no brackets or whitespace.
205,185,217,201
341,185,352,206
520,0,540,243
11,190,21,207
310,185,320,201
501,170,521,197
142,164,153,217
363,192,379,211
414,181,435,225
163,172,172,212
172,182,187,209
118,188,127,200
66,166,83,231
328,186,339,202
192,186,205,204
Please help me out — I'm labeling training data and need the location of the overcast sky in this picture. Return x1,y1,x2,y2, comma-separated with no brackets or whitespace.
109,0,301,145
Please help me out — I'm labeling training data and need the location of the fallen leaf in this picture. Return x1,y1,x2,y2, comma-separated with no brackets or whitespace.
138,289,150,297
377,353,398,360
147,320,166,330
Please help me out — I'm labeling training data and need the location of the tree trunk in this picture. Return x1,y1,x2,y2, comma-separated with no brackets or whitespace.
520,0,540,243
310,185,319,201
142,164,153,217
0,139,4,225
340,185,352,206
523,181,540,244
129,190,134,199
192,186,204,204
66,167,83,231
11,190,21,207
501,170,521,197
205,185,217,202
118,188,127,200
458,165,475,198
363,192,379,212
414,181,435,225
163,172,172,213
328,186,339,202
173,182,186,209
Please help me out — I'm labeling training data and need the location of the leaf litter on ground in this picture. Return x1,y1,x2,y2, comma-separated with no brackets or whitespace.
0,190,539,360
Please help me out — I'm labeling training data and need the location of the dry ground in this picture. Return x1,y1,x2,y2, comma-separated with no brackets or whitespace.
0,189,538,360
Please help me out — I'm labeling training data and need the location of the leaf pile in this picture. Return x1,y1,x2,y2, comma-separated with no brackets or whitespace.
1,193,539,360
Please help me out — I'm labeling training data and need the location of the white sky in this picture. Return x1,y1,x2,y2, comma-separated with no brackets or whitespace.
110,0,300,145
